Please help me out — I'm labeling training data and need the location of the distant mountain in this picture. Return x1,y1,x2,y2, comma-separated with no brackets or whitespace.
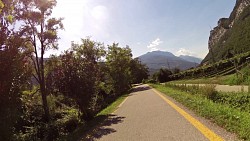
179,55,202,64
138,51,198,75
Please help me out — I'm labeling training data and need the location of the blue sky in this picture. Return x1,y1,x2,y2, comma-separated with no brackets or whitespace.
50,0,236,59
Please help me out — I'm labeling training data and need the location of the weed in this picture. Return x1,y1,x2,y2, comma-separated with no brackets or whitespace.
150,84,250,140
200,84,217,100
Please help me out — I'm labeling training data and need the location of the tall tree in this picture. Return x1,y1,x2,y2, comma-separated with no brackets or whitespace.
53,39,105,120
106,44,133,95
0,0,31,140
130,58,149,84
153,68,173,83
17,0,63,121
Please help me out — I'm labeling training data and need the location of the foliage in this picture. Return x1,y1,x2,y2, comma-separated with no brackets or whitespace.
0,38,31,140
203,5,250,64
9,37,137,140
17,0,64,121
171,51,250,81
213,92,250,113
142,79,157,84
167,83,250,113
130,58,149,84
0,0,32,140
0,0,148,140
172,67,181,74
62,93,128,141
52,39,105,121
165,83,217,100
201,84,217,99
151,84,250,140
13,91,81,141
152,68,172,83
223,65,250,85
0,1,4,13
106,44,133,95
97,94,128,116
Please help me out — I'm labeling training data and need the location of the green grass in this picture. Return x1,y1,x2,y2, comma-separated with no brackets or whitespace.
171,74,250,86
150,84,250,140
61,94,128,141
172,65,250,86
170,76,229,85
97,94,128,116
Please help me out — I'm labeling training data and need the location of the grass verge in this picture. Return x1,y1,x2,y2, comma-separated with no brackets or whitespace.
170,75,231,85
97,94,128,116
150,84,250,140
61,94,128,141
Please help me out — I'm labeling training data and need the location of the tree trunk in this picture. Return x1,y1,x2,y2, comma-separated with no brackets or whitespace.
39,53,50,121
40,12,50,122
40,81,50,122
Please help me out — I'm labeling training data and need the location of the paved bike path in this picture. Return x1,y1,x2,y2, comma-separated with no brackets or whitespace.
86,85,237,141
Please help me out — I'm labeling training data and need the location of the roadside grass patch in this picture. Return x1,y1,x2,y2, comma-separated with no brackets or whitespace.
97,94,128,116
170,77,226,85
214,92,250,113
150,84,250,140
61,94,128,141
171,65,250,86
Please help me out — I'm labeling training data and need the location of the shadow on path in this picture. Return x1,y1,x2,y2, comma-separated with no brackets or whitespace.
82,114,125,141
131,85,151,93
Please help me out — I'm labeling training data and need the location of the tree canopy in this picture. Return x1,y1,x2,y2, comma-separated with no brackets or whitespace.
0,1,149,140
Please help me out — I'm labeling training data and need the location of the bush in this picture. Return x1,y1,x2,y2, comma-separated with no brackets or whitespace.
213,92,250,113
13,91,82,141
144,79,157,84
166,83,218,100
200,84,217,100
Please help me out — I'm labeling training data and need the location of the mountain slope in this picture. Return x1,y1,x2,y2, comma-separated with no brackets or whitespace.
179,55,202,64
202,0,250,64
138,51,198,74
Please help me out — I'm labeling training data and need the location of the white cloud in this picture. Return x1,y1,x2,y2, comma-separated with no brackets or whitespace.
147,38,163,51
176,48,195,56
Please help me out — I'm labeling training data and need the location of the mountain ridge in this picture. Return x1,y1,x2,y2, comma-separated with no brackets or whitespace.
138,51,199,74
179,55,202,64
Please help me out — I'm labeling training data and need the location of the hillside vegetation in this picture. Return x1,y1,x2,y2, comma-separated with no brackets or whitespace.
0,1,149,140
169,51,250,84
203,1,250,63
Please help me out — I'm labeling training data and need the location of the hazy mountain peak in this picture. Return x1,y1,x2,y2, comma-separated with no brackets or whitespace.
145,51,175,57
179,55,202,63
138,51,199,75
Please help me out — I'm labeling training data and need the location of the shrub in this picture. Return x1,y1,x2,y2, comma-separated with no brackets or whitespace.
13,91,81,141
145,79,157,84
166,83,218,100
213,92,250,113
200,84,218,100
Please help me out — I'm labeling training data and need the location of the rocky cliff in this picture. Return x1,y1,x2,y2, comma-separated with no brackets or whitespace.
203,0,250,64
209,0,250,50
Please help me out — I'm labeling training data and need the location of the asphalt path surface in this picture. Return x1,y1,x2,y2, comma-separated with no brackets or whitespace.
84,85,238,141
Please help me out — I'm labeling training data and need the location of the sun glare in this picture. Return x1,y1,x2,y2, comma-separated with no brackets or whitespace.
91,5,108,20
